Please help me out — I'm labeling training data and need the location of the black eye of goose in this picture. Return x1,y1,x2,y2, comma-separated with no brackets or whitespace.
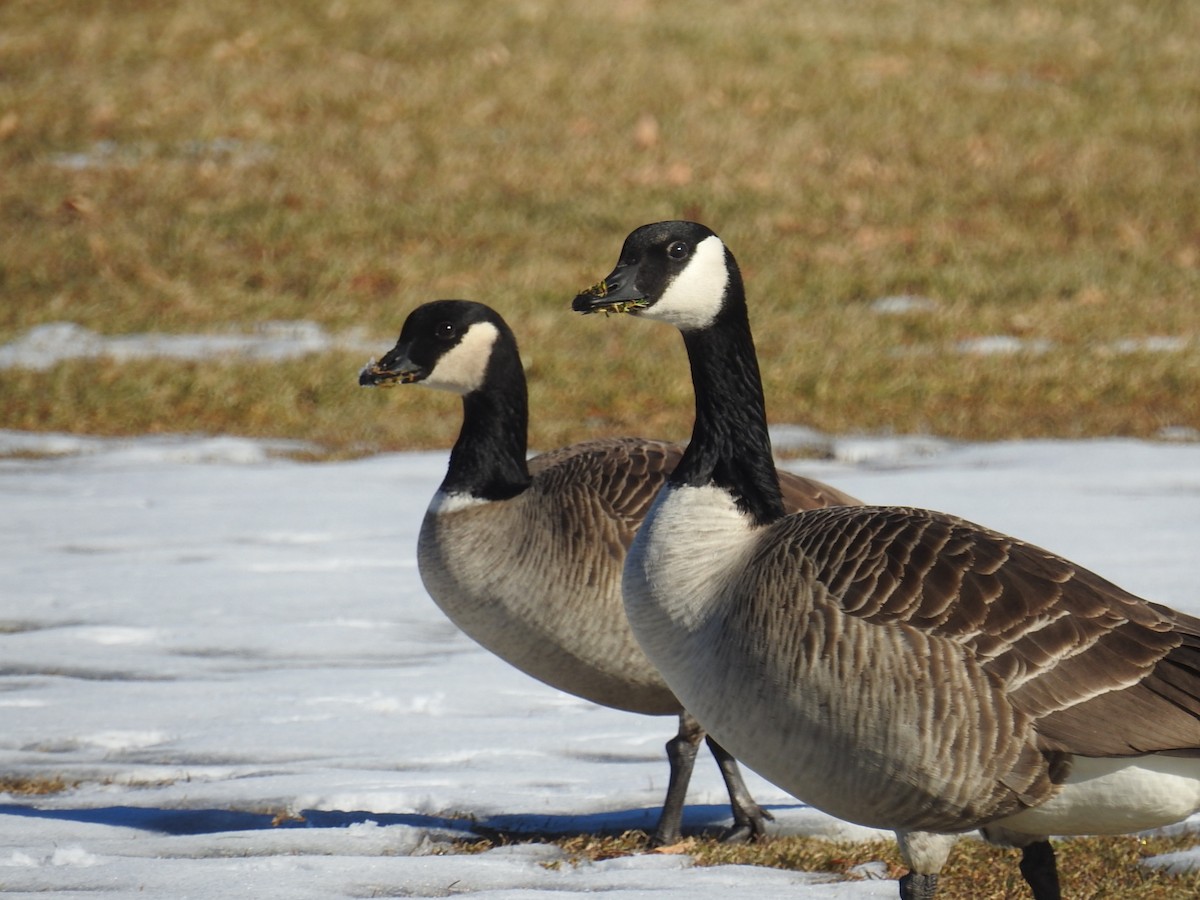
666,241,690,260
435,321,456,340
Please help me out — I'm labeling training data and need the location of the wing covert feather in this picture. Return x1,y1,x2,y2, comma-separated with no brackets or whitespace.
528,438,862,555
773,505,1200,755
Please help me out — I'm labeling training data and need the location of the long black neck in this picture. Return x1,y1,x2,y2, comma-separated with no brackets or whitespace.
439,341,532,501
672,302,786,527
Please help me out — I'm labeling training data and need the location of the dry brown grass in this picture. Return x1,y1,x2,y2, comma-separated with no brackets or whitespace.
0,774,75,796
448,829,1200,898
2,0,1198,453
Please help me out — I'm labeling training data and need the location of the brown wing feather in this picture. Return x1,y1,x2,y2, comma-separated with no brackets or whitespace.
529,438,863,553
777,467,863,511
780,505,1200,757
528,439,682,558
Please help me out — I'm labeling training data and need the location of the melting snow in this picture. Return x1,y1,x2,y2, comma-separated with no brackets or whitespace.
0,431,1198,898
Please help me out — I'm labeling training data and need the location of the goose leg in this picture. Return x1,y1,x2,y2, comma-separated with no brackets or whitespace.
650,712,704,846
706,734,774,842
898,872,938,900
1018,840,1061,900
980,826,1061,900
896,831,957,900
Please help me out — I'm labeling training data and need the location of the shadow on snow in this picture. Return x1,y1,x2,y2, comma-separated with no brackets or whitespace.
0,802,800,840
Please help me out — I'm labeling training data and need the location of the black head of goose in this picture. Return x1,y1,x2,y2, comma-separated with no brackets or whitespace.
359,298,860,846
572,222,1200,899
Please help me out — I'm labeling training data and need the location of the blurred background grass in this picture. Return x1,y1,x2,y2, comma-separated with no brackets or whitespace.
2,0,1199,454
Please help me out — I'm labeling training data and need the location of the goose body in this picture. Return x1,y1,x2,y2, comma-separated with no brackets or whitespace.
573,222,1200,899
418,437,689,715
360,299,860,845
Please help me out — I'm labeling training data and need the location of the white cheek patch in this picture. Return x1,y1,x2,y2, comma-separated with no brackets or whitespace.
421,321,500,395
641,235,730,331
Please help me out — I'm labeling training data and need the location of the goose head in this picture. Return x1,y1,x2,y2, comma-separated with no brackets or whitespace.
359,299,507,396
571,221,741,332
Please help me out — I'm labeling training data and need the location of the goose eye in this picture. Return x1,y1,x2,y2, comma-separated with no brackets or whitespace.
666,241,690,260
435,321,456,340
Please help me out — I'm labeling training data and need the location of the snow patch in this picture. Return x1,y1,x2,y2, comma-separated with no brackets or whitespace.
954,335,1054,355
871,294,940,314
1,432,1199,899
84,730,172,751
0,321,380,371
50,846,103,867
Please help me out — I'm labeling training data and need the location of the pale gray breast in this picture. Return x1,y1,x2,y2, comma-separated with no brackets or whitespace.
416,439,684,715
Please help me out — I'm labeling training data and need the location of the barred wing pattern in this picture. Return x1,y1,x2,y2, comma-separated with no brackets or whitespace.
780,505,1200,759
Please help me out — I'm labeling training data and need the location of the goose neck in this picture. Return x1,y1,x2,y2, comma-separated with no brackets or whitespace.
675,313,786,526
442,376,531,502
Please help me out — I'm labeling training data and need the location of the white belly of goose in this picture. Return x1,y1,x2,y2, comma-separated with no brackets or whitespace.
995,755,1200,835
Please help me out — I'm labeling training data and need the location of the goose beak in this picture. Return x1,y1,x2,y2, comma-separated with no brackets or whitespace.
571,264,650,316
358,345,427,387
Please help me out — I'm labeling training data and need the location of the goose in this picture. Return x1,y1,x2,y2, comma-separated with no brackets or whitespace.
358,298,861,845
571,221,1200,900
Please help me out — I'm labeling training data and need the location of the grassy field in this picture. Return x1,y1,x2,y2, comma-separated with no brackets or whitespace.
3,0,1198,454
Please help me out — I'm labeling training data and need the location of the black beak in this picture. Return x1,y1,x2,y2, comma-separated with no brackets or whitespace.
358,342,427,387
571,261,650,315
